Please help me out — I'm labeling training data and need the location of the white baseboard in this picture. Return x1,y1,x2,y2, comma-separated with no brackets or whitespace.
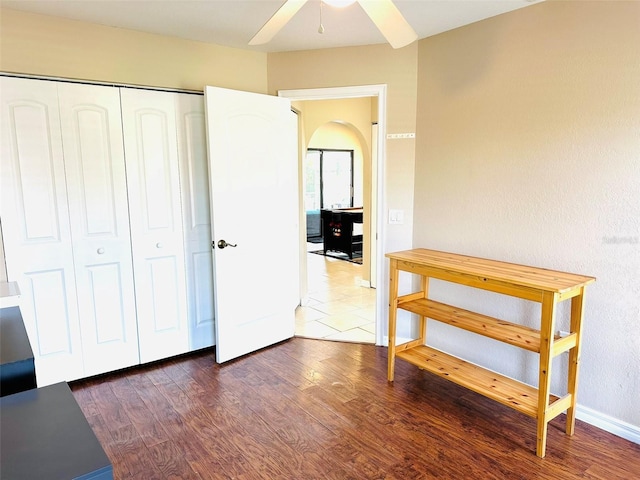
381,340,640,445
383,336,413,347
576,404,640,445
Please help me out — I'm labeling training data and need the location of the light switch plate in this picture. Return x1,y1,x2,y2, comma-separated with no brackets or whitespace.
388,209,404,225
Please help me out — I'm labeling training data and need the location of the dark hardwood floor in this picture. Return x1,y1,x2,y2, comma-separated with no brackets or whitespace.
71,338,640,479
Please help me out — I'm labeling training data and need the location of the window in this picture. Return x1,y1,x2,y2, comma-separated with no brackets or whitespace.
305,148,354,212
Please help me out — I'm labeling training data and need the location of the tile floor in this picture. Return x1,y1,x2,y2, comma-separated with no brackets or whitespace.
295,243,376,344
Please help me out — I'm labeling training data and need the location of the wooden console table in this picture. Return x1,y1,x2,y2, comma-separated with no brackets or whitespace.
386,248,595,458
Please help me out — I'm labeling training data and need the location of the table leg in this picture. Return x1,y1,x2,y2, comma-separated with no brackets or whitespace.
419,275,429,345
536,291,558,458
388,259,399,382
566,287,585,435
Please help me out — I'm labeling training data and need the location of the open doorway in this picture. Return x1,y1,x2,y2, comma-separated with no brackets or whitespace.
305,148,356,244
299,123,371,342
279,85,386,346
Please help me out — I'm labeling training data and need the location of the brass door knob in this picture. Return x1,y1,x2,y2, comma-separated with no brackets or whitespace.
217,239,237,249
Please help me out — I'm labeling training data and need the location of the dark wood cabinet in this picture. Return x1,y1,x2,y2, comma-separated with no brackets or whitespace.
321,208,363,259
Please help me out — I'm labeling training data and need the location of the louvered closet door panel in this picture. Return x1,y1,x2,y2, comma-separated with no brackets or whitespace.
174,93,215,350
58,83,140,376
0,77,84,385
120,88,189,363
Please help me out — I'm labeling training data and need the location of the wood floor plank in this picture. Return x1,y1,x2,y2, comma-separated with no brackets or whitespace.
110,423,165,479
108,376,170,448
147,440,199,479
81,412,127,476
71,378,100,417
88,379,132,431
71,338,640,479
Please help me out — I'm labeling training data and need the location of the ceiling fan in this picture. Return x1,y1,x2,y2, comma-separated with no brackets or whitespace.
249,0,418,49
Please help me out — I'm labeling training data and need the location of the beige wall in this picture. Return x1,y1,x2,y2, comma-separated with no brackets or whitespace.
295,97,373,152
414,1,640,430
0,8,267,93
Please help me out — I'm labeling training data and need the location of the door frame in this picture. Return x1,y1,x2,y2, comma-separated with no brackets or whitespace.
279,84,387,347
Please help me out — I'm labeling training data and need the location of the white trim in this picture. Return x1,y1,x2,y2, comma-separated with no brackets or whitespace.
378,348,640,445
0,71,202,95
576,404,640,445
279,84,387,101
279,85,388,347
383,336,413,347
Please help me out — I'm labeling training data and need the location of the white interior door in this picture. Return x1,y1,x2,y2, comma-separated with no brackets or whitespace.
0,77,85,384
120,88,190,364
174,92,215,350
204,86,298,363
58,82,140,376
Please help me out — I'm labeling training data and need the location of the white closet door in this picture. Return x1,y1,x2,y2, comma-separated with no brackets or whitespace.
174,93,215,350
58,83,140,376
120,88,189,363
0,77,84,385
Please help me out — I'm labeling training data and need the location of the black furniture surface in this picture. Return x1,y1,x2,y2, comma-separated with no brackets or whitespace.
321,208,363,259
0,382,113,480
0,306,36,397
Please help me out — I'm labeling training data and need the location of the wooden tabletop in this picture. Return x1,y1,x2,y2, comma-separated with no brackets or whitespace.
386,249,595,294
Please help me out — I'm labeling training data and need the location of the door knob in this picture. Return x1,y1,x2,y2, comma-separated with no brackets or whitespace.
217,239,237,249
97,248,105,255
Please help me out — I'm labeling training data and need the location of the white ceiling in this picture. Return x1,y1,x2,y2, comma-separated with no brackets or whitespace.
1,0,542,53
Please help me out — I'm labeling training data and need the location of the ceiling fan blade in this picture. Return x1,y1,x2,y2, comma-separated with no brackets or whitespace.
358,0,418,49
249,0,308,46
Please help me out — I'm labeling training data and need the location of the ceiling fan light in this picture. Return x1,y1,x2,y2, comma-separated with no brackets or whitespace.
324,0,357,8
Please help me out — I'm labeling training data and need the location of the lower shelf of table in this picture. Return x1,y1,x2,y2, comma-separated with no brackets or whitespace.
394,345,561,419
